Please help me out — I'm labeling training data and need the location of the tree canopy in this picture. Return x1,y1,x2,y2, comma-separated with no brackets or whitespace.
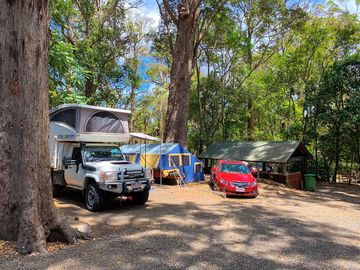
49,0,360,182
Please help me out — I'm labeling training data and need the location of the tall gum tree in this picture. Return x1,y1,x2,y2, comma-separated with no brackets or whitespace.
156,0,226,146
0,0,87,254
156,0,201,146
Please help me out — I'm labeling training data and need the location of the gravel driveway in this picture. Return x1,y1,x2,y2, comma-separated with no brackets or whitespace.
1,181,360,270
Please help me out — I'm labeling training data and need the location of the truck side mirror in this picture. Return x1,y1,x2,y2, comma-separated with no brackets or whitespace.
63,156,77,166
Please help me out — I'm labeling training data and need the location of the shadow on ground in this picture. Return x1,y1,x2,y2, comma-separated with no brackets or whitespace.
2,183,360,270
263,181,360,210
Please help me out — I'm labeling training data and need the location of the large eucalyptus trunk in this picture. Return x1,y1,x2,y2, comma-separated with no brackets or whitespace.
163,0,201,146
0,0,81,254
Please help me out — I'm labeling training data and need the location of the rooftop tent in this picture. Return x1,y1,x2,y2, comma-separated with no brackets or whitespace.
49,104,131,142
121,143,205,183
86,111,125,133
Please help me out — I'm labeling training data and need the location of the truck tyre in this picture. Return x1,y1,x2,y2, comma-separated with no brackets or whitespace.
52,183,63,197
85,183,105,212
132,190,149,205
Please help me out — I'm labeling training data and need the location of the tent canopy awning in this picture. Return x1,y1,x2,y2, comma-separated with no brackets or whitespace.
122,143,177,154
130,133,161,142
199,141,313,164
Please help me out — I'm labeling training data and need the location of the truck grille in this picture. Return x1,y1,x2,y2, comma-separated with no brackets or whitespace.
231,182,249,188
122,170,144,179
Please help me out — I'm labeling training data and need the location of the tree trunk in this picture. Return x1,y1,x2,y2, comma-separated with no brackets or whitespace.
163,0,201,146
0,0,84,254
245,35,254,142
128,83,137,132
247,96,254,141
332,124,341,183
195,63,204,154
85,77,96,102
127,47,139,133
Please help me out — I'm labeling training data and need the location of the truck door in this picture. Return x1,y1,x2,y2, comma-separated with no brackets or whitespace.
64,146,86,188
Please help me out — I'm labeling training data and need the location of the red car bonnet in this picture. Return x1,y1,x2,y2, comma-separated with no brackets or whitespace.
219,172,255,182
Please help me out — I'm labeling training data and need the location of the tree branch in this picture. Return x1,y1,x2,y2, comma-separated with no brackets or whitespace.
193,0,227,63
162,0,178,25
60,26,75,46
156,0,174,55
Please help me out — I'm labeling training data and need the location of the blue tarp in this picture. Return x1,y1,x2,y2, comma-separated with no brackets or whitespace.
121,143,204,183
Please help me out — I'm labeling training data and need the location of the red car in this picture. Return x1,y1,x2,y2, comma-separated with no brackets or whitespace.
210,160,258,197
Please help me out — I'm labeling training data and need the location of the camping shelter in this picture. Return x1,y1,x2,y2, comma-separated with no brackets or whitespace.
199,141,313,189
121,143,205,183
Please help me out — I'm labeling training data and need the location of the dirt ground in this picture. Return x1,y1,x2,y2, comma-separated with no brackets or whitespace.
1,181,360,270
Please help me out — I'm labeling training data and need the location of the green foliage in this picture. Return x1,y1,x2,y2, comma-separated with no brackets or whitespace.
49,0,360,181
315,55,360,181
49,0,132,107
184,0,360,181
49,31,86,91
133,86,168,137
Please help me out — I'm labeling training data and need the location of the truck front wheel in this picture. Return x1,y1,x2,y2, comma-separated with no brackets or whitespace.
85,183,105,212
131,190,149,205
52,183,63,197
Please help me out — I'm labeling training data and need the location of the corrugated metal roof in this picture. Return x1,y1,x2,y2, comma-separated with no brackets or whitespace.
121,143,178,154
199,141,312,163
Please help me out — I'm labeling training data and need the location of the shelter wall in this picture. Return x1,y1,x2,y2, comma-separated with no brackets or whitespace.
287,172,302,189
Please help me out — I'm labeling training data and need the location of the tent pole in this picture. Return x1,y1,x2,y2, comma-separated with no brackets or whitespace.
160,143,162,186
145,139,147,169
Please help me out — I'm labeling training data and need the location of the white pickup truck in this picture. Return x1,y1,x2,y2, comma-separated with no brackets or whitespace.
49,104,151,211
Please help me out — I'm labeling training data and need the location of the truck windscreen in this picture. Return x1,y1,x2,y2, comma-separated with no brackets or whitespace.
84,146,125,162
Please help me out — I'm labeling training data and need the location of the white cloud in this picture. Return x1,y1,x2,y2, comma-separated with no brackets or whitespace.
140,1,161,29
335,0,360,14
146,10,161,29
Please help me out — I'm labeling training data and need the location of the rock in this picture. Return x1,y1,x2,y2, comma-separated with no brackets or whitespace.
68,219,91,235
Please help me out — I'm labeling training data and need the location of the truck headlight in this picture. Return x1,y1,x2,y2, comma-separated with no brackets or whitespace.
146,169,153,180
99,171,118,182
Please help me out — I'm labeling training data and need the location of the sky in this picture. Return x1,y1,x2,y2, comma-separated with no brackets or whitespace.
140,1,161,28
138,0,359,20
335,0,359,13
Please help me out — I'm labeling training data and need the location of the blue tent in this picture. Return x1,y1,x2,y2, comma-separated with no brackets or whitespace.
121,143,204,183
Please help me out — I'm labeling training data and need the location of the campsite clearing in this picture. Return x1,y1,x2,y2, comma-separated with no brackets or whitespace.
1,181,359,270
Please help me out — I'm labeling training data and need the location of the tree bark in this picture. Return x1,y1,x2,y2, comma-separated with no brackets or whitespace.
195,63,204,154
0,0,85,254
247,96,254,141
332,123,341,183
128,85,136,132
162,0,201,146
127,47,139,132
